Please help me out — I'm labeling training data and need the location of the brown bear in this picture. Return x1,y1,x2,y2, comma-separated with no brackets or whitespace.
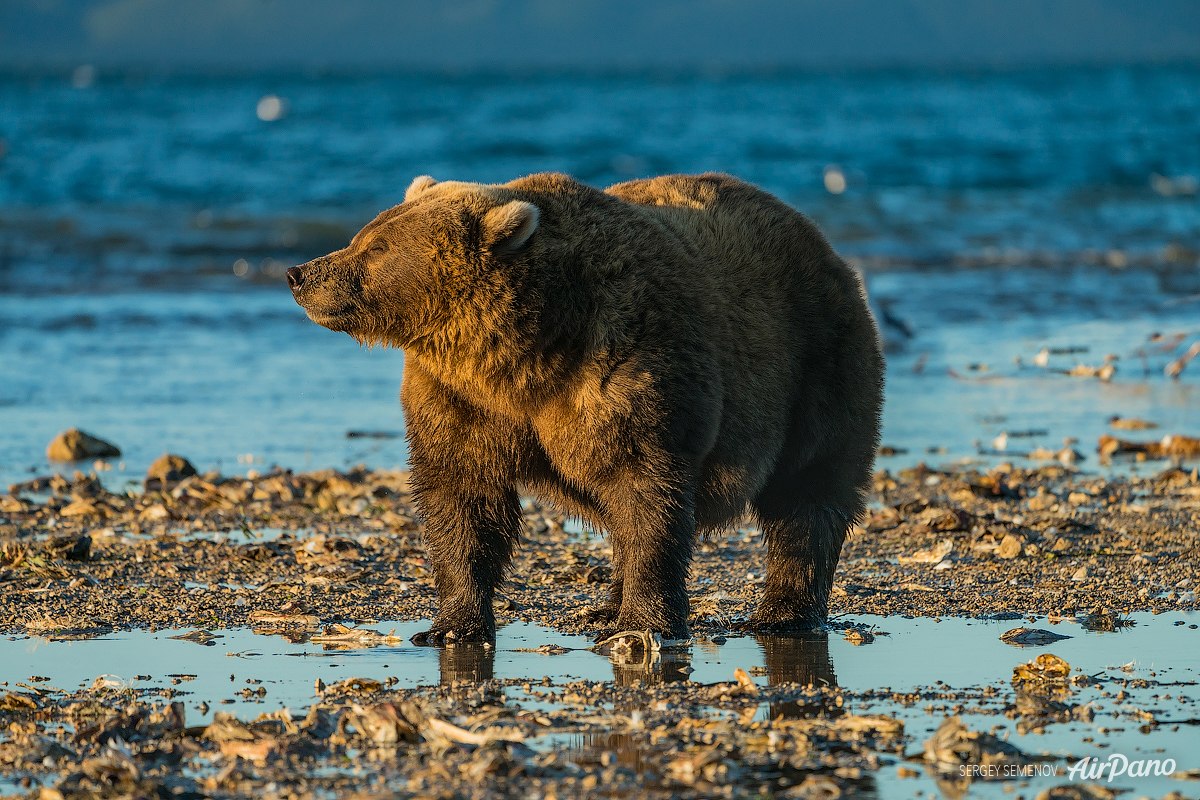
287,172,883,644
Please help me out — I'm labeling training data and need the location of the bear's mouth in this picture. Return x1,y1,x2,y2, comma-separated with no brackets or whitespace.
305,304,356,329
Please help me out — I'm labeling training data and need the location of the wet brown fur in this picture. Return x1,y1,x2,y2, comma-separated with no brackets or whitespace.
289,172,884,643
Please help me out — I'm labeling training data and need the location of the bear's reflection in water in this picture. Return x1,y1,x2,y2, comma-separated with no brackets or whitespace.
432,633,838,701
754,633,839,721
437,642,495,683
533,633,841,781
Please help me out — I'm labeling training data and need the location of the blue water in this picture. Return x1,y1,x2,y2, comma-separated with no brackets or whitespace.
1,66,1197,486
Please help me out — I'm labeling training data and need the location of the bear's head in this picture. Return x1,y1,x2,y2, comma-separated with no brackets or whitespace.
287,176,541,347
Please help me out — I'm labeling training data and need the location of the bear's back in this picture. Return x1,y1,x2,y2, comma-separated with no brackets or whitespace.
605,173,843,292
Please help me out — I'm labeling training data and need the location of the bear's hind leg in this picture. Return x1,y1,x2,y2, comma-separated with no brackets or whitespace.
748,463,862,633
747,505,847,632
593,483,694,641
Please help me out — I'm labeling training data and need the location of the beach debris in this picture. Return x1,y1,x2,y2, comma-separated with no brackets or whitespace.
1026,446,1083,465
898,538,953,566
1001,628,1072,647
844,628,875,646
309,623,404,648
921,506,972,531
347,701,420,744
169,629,220,646
1032,348,1120,380
997,533,1026,559
423,714,526,748
1165,341,1200,379
1,691,40,712
594,629,663,656
514,643,571,655
1079,612,1134,632
296,534,363,565
78,752,141,787
89,674,129,691
733,667,759,694
665,743,730,785
1012,653,1071,686
46,533,90,561
1066,358,1117,381
24,615,112,638
1099,433,1200,461
0,494,28,512
46,428,121,461
144,453,197,490
204,713,280,762
0,451,1196,797
323,677,384,697
1034,347,1089,368
346,429,402,439
923,716,1030,775
248,607,320,629
1108,416,1158,430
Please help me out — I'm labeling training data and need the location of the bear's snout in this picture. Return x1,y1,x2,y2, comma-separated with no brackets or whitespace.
286,255,363,334
285,266,304,291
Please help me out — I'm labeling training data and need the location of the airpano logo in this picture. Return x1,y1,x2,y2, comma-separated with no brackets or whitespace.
1066,754,1177,782
958,754,1179,782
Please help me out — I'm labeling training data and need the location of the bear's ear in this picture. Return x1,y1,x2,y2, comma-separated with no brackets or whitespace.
405,175,438,202
481,200,540,254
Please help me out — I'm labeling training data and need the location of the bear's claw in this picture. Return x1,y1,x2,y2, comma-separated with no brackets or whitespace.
742,608,827,635
411,619,494,646
580,602,621,627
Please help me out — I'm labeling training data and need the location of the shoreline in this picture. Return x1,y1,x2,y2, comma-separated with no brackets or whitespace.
3,461,1196,637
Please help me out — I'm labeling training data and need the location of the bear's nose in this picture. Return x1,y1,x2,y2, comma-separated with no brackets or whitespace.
286,266,304,290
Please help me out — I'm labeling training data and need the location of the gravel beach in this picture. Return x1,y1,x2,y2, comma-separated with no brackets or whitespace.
2,459,1197,798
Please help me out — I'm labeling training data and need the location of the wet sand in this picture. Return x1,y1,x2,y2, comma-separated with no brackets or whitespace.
2,461,1198,797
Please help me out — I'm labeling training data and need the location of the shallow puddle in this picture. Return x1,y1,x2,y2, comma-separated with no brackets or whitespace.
4,612,1197,797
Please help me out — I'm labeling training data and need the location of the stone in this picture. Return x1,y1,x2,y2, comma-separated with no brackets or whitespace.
144,454,198,491
46,429,121,461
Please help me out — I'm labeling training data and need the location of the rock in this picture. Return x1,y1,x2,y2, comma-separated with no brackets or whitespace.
138,503,170,522
923,716,1029,774
0,495,29,513
1012,653,1071,686
46,429,121,462
47,534,91,561
1001,627,1072,646
144,454,197,491
997,533,1025,559
1026,491,1057,511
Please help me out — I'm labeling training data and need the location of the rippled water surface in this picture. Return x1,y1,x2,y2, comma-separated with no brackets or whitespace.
1,66,1197,486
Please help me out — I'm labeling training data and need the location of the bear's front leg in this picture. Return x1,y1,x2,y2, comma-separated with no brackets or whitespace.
403,368,521,646
409,481,520,646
